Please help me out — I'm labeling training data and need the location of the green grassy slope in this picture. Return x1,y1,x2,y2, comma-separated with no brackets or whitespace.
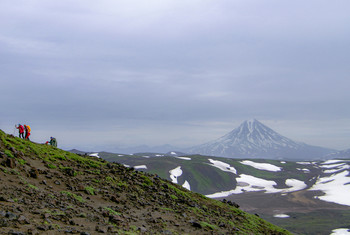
100,152,322,195
0,130,291,234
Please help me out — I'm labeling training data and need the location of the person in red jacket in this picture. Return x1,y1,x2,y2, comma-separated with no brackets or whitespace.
16,124,25,139
24,124,31,140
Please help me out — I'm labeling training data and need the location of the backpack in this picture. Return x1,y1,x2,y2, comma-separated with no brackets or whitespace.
26,125,31,132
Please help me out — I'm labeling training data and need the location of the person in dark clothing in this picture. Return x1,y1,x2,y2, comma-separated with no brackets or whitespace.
49,137,57,147
16,124,25,139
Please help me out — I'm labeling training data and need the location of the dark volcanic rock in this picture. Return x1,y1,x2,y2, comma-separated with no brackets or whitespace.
0,129,291,235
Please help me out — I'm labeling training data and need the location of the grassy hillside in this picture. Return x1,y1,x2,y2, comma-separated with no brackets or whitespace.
100,152,322,195
0,130,291,234
98,150,350,234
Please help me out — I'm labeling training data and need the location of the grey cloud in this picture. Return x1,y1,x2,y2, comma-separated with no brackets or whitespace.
1,0,350,150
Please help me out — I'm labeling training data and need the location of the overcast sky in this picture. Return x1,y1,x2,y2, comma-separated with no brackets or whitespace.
1,0,350,151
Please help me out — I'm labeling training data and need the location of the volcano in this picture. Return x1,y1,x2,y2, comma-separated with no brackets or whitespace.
187,119,334,160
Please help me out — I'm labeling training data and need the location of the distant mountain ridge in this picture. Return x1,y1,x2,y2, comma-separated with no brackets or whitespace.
187,119,335,160
325,148,350,159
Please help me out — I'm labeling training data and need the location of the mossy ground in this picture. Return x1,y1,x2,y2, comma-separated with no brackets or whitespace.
0,130,291,234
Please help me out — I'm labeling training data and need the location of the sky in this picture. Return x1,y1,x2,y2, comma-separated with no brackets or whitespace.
1,0,350,151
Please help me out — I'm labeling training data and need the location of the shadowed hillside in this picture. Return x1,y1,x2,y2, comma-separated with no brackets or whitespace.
0,130,291,234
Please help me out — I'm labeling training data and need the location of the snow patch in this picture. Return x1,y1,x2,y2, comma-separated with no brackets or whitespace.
182,180,191,190
324,164,350,174
169,166,182,184
175,157,192,160
297,168,310,173
322,159,348,165
273,214,290,218
89,153,100,158
309,170,350,206
319,163,346,169
134,165,147,170
331,228,350,235
296,162,312,165
208,159,237,174
240,160,282,172
206,174,307,198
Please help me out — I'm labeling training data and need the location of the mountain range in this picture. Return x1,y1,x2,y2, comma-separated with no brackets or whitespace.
80,119,348,161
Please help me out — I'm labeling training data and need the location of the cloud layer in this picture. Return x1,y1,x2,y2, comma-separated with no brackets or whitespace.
1,1,350,151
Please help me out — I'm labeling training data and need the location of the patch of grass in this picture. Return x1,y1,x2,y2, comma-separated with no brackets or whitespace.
43,209,65,216
167,183,190,199
66,153,104,168
117,225,139,235
86,169,101,175
4,150,14,158
84,186,95,195
61,191,85,203
116,181,128,188
105,176,115,184
92,178,100,183
200,221,218,230
160,207,174,212
59,165,71,170
47,163,57,169
17,159,26,165
52,154,66,161
104,207,121,216
170,194,178,200
28,184,39,190
141,175,153,186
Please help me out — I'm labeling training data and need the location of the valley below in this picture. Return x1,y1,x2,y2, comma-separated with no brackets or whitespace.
97,151,350,235
225,190,350,234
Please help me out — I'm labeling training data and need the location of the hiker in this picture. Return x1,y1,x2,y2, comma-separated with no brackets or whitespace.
16,124,25,139
24,124,31,140
49,137,57,147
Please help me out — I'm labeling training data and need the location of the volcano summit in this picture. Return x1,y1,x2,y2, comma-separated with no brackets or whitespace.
188,119,334,160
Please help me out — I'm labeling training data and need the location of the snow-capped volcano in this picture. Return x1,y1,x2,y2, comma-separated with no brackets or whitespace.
188,119,335,160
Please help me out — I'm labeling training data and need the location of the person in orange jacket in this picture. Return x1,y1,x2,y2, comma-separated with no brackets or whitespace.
24,124,31,140
16,124,25,139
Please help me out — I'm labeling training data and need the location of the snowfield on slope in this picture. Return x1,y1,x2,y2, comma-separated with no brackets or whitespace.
322,159,350,165
175,157,192,160
169,166,182,184
206,174,307,198
319,163,347,169
331,228,350,235
182,180,191,190
208,159,237,174
89,153,100,158
169,166,191,190
240,160,282,172
273,214,290,218
309,170,350,206
134,165,147,170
